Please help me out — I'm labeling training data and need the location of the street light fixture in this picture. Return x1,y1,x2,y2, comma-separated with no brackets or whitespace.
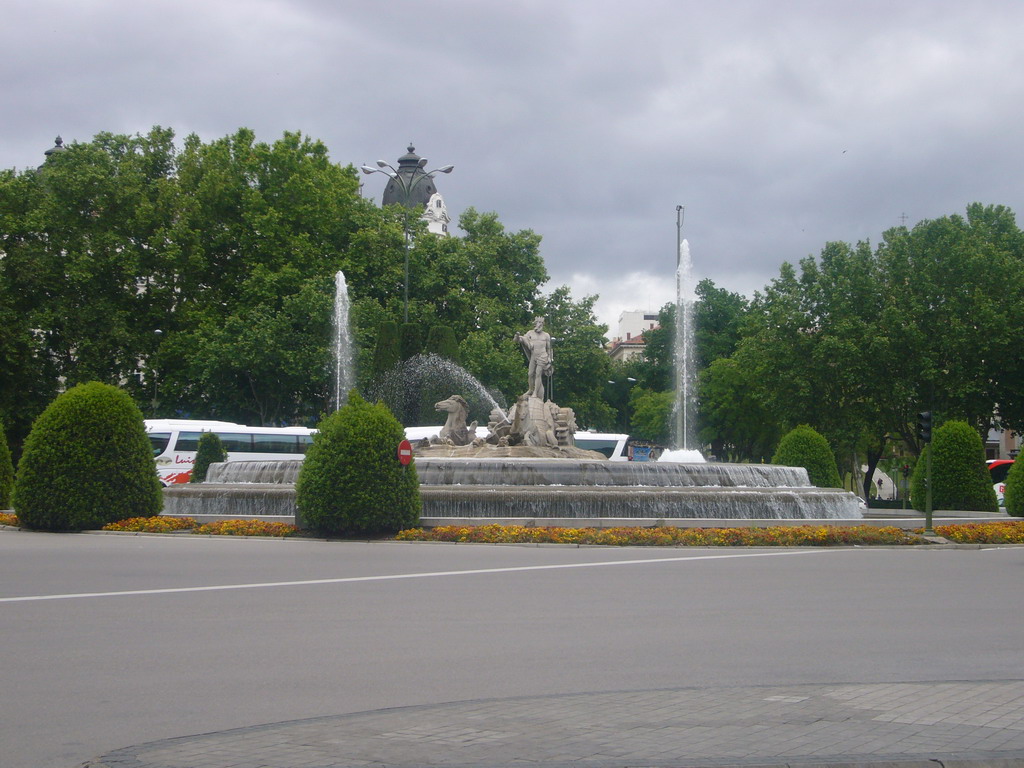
361,148,454,322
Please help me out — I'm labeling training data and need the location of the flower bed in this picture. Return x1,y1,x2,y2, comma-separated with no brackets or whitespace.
103,516,196,533
5,515,1022,545
192,519,300,537
395,524,922,546
101,516,298,537
931,520,1024,544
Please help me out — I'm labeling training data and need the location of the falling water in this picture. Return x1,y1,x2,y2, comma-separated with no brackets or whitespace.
332,271,355,411
672,239,698,453
368,353,506,426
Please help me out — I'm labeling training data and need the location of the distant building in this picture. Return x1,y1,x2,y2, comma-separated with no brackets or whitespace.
616,310,659,341
378,144,451,236
606,335,649,363
605,310,659,362
986,427,1021,460
422,192,451,235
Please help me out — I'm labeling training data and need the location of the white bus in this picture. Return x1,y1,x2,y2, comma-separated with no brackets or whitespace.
147,419,631,485
146,419,315,485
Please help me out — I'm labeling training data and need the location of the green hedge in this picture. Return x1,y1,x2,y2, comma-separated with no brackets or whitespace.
771,425,842,488
372,321,400,378
13,382,162,530
424,325,459,363
296,391,420,536
911,420,997,512
1004,459,1024,517
399,322,424,361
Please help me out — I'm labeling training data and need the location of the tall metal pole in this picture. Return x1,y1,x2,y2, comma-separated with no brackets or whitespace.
402,208,410,322
925,440,934,535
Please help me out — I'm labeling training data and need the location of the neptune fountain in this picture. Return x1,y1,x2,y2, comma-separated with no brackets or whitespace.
164,310,862,524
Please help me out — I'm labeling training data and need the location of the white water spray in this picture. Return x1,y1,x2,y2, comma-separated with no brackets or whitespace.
672,239,700,457
332,271,355,411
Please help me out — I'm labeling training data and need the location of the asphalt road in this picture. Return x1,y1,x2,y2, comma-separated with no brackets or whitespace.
1,529,1022,768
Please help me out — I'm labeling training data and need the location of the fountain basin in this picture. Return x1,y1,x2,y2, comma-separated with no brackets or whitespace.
163,458,862,524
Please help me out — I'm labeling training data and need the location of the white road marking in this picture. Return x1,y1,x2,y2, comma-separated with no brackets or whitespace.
0,549,836,603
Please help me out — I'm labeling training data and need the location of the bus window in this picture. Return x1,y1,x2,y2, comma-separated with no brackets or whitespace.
253,435,299,454
298,434,314,454
217,433,253,452
175,432,203,452
149,432,171,457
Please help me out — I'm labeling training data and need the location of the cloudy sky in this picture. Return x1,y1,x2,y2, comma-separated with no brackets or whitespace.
4,0,1024,334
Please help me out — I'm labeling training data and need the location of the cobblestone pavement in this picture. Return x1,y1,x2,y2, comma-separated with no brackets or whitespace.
83,680,1024,768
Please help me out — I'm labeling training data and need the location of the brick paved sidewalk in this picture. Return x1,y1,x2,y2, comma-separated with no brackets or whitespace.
83,680,1024,768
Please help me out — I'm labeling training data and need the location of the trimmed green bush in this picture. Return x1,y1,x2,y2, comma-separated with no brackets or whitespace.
191,432,228,483
424,325,460,363
771,425,842,488
13,382,162,530
0,420,13,509
372,321,401,377
910,420,997,512
296,391,420,536
399,322,424,361
1002,459,1023,517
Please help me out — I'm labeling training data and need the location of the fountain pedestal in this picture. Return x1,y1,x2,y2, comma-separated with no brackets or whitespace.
162,457,863,527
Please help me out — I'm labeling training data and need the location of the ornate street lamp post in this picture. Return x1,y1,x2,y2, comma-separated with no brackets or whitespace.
361,147,453,322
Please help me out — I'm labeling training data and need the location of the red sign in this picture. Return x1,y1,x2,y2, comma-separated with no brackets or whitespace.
397,439,413,466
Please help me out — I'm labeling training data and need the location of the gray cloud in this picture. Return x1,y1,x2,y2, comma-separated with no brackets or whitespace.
4,0,1023,331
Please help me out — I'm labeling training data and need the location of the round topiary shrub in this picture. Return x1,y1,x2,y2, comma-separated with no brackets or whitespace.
12,382,162,530
910,420,997,512
1001,459,1023,517
0,420,13,509
296,390,420,536
191,432,228,483
771,425,842,488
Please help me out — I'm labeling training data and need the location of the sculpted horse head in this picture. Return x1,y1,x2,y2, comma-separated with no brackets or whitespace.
435,394,469,422
435,395,476,446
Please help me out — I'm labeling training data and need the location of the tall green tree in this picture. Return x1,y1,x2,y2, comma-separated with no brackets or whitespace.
1,128,179,406
694,279,748,369
628,389,673,443
876,204,1024,440
536,287,615,430
407,208,547,340
164,129,376,423
0,127,388,428
697,355,780,462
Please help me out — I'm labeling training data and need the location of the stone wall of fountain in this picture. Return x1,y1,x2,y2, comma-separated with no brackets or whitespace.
163,457,863,523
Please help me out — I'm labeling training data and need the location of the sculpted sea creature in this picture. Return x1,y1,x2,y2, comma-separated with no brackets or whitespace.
435,394,477,446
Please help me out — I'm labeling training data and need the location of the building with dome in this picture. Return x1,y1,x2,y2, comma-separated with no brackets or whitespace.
375,144,452,235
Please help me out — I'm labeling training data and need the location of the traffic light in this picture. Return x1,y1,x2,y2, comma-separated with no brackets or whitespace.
916,411,932,442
